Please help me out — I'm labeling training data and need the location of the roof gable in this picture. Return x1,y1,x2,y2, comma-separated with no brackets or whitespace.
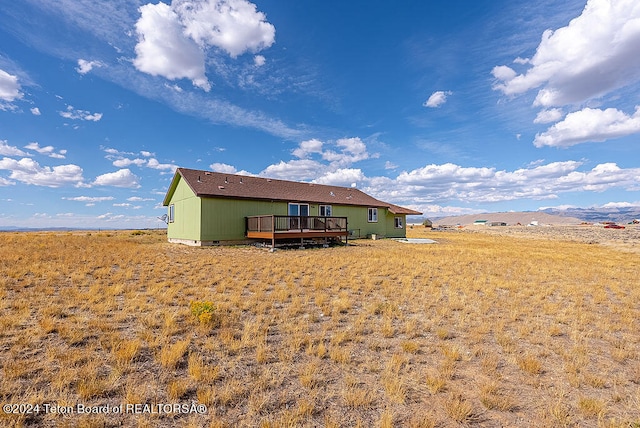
163,168,421,215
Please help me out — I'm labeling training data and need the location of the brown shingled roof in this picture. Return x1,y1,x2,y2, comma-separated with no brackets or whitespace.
163,168,421,215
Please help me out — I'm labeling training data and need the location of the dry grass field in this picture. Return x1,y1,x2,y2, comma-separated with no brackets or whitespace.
0,228,638,427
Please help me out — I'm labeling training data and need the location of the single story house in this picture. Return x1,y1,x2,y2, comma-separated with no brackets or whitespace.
162,168,422,246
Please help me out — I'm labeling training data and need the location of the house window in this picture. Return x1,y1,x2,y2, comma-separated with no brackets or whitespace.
288,203,309,229
394,216,403,228
288,203,309,216
368,208,378,222
319,205,332,216
168,204,175,223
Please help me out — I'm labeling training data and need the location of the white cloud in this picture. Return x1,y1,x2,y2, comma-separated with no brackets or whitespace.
313,168,365,187
254,55,266,67
417,205,486,219
384,161,398,170
260,159,324,181
146,158,178,172
209,162,237,173
0,140,29,157
493,0,640,107
377,160,640,204
337,137,367,156
127,196,154,202
76,59,104,74
133,0,275,91
0,69,22,103
321,137,371,167
0,157,85,187
423,90,452,108
600,201,639,209
165,83,184,92
262,137,375,182
134,2,210,91
554,162,639,192
105,149,175,171
491,65,517,82
174,0,276,57
24,142,66,159
59,105,103,121
113,158,147,168
292,138,323,159
537,204,578,211
533,108,564,124
30,107,41,115
63,196,114,203
397,163,496,186
533,106,640,147
102,147,132,156
287,137,373,169
93,169,141,188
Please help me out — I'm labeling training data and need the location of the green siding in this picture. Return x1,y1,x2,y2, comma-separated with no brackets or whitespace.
384,211,407,238
330,205,376,238
167,177,201,241
201,198,285,241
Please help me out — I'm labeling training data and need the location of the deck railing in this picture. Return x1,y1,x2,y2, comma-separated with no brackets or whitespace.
246,215,347,233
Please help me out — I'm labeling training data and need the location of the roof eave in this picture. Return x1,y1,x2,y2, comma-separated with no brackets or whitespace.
387,205,423,215
162,170,182,206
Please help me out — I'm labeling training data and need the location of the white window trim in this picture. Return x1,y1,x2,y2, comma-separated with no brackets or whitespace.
368,207,378,223
319,205,332,216
288,202,310,216
394,216,403,229
168,204,175,223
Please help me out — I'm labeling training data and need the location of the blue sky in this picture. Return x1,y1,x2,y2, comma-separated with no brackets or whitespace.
1,0,639,228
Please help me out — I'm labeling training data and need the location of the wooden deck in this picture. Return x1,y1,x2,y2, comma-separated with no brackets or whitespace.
246,215,348,247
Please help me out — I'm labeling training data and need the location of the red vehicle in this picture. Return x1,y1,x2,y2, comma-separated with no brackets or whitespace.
604,224,625,229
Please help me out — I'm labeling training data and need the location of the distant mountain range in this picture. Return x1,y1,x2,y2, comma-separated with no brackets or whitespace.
0,226,81,232
0,226,164,232
429,211,583,226
539,206,640,223
414,205,640,226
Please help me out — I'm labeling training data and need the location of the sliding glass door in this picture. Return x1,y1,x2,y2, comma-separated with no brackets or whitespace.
288,203,309,229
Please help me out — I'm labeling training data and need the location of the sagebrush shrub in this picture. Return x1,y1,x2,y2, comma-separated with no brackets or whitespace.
190,301,216,325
